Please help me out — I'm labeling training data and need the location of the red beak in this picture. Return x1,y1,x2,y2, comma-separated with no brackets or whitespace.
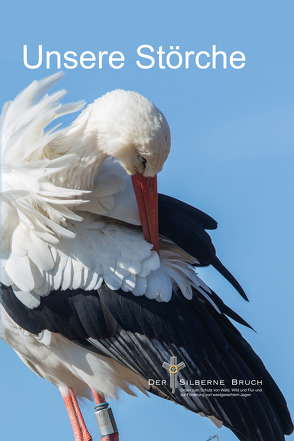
131,174,159,254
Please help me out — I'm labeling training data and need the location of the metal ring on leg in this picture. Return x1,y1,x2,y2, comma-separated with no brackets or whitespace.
94,402,118,436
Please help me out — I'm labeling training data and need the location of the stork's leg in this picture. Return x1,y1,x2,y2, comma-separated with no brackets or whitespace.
92,390,105,405
62,392,83,441
70,390,93,441
62,390,92,441
92,390,119,441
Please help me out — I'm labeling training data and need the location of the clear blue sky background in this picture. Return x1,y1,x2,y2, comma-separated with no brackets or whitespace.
1,1,293,441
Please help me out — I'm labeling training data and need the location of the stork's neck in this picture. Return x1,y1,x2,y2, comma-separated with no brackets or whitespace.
51,107,107,191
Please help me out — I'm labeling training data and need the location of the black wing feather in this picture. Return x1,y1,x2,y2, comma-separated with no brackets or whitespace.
1,282,293,441
158,193,216,265
159,194,218,230
158,194,248,300
211,256,248,301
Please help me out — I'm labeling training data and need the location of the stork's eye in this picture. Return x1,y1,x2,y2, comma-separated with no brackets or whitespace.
138,154,147,168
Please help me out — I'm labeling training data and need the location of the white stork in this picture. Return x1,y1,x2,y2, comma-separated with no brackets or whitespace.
1,73,293,441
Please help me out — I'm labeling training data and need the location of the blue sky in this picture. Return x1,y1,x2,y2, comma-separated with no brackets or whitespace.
1,1,294,441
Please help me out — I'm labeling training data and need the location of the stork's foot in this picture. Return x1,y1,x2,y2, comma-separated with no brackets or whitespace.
62,390,93,441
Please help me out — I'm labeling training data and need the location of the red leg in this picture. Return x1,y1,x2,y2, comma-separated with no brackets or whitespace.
92,390,119,441
62,390,93,441
70,390,93,441
99,433,119,441
92,389,105,405
62,392,83,441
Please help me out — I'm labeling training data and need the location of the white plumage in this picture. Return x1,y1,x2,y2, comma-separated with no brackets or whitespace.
1,73,210,308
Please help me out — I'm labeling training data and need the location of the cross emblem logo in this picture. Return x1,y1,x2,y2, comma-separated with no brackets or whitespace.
162,356,186,393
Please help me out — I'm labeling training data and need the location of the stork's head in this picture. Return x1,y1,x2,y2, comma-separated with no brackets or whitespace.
91,89,171,177
89,89,171,253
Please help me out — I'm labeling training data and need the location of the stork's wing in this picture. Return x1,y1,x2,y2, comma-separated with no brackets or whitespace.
1,283,292,441
158,194,248,300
